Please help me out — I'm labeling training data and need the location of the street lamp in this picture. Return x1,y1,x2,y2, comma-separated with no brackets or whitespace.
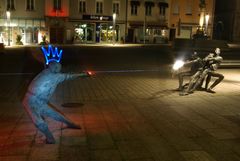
113,13,116,45
205,14,210,35
6,11,11,46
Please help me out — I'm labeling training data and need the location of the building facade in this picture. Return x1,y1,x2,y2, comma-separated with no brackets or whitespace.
66,0,170,44
0,0,171,45
169,0,215,40
68,0,127,44
127,0,170,43
0,0,217,45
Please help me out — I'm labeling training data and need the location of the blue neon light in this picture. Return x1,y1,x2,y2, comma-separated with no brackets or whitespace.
41,45,63,65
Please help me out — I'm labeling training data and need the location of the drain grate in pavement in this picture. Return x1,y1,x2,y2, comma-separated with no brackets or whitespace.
62,102,84,108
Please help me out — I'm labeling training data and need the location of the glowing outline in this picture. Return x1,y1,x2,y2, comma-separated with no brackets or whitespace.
41,45,63,65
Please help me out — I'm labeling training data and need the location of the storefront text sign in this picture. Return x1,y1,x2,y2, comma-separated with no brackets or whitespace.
83,15,113,21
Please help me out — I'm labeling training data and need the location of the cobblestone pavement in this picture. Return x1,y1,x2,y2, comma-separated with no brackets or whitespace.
0,69,240,161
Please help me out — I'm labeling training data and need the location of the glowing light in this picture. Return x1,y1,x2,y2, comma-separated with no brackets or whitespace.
199,13,204,28
81,24,87,28
205,14,210,24
41,45,63,65
38,32,43,42
173,60,184,70
113,13,116,20
6,11,11,19
87,71,94,76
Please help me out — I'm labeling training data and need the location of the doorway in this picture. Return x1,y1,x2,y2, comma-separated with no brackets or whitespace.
50,27,64,44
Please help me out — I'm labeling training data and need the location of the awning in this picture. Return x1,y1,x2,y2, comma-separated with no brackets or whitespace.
130,0,140,6
158,2,169,8
145,1,155,7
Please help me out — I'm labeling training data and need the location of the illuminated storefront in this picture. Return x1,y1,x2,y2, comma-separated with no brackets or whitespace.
129,22,168,43
71,14,123,44
0,18,47,45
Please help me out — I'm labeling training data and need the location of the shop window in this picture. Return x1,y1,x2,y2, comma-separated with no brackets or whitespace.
53,0,61,11
79,0,86,13
6,0,15,11
100,24,119,42
131,5,138,15
113,2,119,15
74,24,94,42
96,1,103,14
26,0,34,11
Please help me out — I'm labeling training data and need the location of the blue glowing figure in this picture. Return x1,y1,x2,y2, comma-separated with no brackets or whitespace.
41,45,63,65
22,55,90,144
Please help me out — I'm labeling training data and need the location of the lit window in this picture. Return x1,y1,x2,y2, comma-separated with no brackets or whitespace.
96,1,103,14
6,0,15,11
79,0,86,13
53,0,61,11
26,0,34,11
113,2,119,15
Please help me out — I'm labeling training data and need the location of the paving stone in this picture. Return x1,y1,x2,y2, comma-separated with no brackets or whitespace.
205,128,237,140
0,142,31,156
59,146,89,161
61,136,87,146
0,156,27,161
86,127,116,150
28,144,59,161
180,150,217,161
90,149,123,161
116,140,153,161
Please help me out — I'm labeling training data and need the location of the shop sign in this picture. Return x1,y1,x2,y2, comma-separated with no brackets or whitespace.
83,15,113,21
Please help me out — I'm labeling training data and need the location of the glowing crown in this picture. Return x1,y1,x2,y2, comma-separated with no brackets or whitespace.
41,45,63,65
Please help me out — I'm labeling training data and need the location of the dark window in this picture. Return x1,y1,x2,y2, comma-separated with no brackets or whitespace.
7,0,15,10
113,2,119,14
145,5,152,16
158,2,169,16
185,1,192,15
131,5,137,15
160,6,166,15
79,0,86,13
145,2,154,16
53,0,61,11
96,1,103,14
26,0,34,11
